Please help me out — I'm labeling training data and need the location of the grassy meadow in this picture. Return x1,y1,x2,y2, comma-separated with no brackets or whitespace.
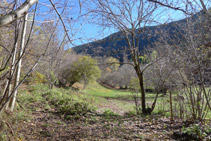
81,82,172,117
82,82,211,119
14,82,211,119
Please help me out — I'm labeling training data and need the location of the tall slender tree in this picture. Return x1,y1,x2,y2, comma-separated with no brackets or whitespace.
87,0,165,114
8,14,28,111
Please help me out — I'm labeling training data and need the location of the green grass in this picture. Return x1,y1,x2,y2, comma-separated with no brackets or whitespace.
17,82,211,119
82,82,133,98
82,82,158,100
82,82,172,115
81,82,137,114
81,82,189,118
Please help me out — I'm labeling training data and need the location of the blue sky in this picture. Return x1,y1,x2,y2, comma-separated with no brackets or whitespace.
31,0,210,48
33,0,118,47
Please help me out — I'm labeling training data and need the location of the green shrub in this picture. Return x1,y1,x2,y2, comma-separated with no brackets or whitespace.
33,72,47,84
19,91,44,104
30,84,49,93
180,124,211,140
16,111,28,121
58,100,92,120
18,84,94,120
42,88,94,120
18,85,47,106
102,109,119,119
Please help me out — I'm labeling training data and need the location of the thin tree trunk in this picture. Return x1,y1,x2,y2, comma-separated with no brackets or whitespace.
170,91,174,121
8,14,28,111
5,25,19,110
151,92,159,111
138,71,147,114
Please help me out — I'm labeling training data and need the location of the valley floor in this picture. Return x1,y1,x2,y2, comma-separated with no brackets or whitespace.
1,83,211,141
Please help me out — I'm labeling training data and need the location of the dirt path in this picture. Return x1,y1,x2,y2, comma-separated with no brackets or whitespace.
14,106,183,141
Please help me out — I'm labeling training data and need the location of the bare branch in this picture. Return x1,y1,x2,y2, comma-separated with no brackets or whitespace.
49,0,74,45
142,53,167,73
0,44,11,54
148,0,193,15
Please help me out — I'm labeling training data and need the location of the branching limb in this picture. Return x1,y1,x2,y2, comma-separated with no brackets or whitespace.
1,120,14,136
148,0,192,15
49,0,74,45
141,53,167,73
0,0,39,27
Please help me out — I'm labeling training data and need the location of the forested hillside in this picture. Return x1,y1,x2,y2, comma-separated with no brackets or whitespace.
73,11,206,61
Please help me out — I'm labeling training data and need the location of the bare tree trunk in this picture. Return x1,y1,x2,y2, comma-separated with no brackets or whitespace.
151,92,159,112
0,0,38,27
170,91,173,121
134,64,147,114
189,86,196,119
8,14,28,111
196,90,202,120
5,24,19,110
139,72,147,114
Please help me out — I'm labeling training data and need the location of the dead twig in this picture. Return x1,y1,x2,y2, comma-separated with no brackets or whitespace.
1,120,14,136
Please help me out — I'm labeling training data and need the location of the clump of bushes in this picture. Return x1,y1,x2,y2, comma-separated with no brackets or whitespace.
56,99,92,120
173,124,211,140
23,72,47,85
18,84,48,111
41,85,94,120
19,84,94,120
102,109,119,120
43,89,93,120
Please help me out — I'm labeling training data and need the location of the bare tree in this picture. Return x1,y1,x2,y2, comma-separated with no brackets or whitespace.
87,0,168,114
0,0,83,113
149,0,211,120
8,14,28,111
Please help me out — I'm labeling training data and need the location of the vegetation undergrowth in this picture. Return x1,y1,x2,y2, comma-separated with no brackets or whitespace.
0,95,33,141
102,109,120,120
0,110,32,141
173,124,211,140
1,83,210,140
21,84,95,120
0,84,95,140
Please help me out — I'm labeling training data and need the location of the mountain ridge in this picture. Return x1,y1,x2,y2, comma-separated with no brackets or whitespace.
72,12,205,61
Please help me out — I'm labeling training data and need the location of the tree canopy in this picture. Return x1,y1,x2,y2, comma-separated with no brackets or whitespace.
65,56,101,87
